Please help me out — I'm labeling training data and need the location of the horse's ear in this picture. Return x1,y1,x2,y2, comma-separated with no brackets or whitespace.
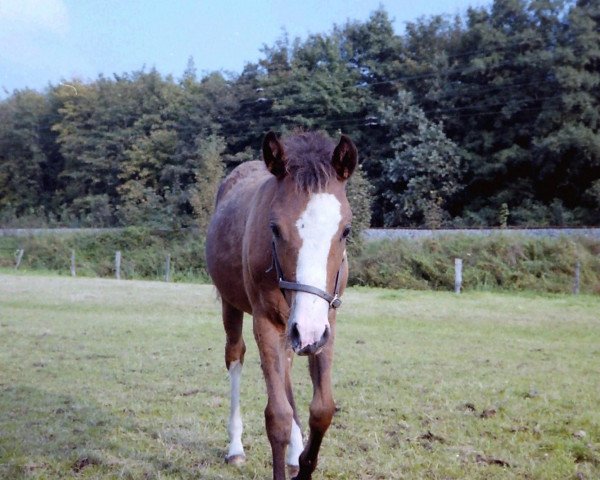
263,131,286,178
332,134,358,180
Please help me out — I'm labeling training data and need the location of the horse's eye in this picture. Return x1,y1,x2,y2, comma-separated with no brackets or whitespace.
342,225,351,239
270,222,281,239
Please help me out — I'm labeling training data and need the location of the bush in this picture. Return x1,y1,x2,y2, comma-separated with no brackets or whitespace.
2,231,599,294
349,235,600,294
0,227,208,282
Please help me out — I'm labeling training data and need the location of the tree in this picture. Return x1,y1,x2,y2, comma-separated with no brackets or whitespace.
379,91,463,227
531,0,600,225
189,134,226,231
52,78,127,225
117,128,179,226
0,90,51,222
345,165,373,255
339,9,405,189
0,2,598,229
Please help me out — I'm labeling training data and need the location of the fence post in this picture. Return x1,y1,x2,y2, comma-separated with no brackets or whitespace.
164,253,171,282
15,249,24,269
454,258,463,294
573,260,580,295
70,249,76,277
115,251,121,280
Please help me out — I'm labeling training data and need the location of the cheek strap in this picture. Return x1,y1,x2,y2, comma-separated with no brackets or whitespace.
268,240,344,309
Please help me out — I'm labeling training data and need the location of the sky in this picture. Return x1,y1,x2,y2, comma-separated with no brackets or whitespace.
0,0,491,98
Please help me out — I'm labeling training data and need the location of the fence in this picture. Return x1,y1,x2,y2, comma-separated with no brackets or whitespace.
9,247,176,282
3,226,600,240
5,246,592,295
363,227,600,241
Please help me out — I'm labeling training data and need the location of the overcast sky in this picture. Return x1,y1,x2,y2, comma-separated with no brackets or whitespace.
0,0,491,97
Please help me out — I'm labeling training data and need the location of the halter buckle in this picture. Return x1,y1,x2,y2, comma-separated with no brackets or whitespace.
330,295,342,309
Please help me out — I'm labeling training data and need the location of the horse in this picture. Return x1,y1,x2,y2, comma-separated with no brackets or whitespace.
205,130,358,480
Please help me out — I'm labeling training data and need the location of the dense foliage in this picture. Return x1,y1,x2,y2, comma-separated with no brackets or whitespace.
0,0,598,229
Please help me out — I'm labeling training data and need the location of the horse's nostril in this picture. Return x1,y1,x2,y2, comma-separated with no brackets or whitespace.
289,322,301,348
321,326,330,343
312,326,330,353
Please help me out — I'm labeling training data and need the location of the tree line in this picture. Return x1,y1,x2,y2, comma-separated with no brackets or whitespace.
1,0,598,230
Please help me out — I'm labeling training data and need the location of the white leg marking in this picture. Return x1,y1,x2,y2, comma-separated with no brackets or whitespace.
286,418,304,467
227,360,245,459
291,193,342,348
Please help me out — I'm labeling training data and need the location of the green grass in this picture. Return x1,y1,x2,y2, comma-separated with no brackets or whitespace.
1,274,599,479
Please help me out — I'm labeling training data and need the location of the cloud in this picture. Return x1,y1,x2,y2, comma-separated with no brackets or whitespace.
0,0,69,35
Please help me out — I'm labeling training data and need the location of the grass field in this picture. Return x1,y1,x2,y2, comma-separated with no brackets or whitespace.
1,273,599,479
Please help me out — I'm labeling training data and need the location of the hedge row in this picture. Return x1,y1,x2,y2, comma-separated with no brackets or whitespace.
350,235,600,294
2,228,599,294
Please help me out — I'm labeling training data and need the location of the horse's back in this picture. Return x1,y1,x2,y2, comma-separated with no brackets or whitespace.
215,161,267,206
206,161,270,314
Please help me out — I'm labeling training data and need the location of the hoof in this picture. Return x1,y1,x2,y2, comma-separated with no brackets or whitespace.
287,465,299,478
225,454,246,466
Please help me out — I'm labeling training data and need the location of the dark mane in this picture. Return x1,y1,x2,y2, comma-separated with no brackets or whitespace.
282,131,336,192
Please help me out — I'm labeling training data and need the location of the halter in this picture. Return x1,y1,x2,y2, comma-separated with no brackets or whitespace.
269,240,344,309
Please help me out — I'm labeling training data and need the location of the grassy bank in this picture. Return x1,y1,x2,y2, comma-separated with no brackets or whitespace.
1,229,599,293
350,235,600,294
0,228,208,283
1,273,599,479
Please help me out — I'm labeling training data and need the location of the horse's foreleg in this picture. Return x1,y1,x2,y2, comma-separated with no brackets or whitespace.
254,316,293,480
293,343,335,480
285,349,304,477
223,301,246,465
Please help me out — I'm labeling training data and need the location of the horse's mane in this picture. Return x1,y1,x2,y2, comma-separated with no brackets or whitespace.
282,131,336,192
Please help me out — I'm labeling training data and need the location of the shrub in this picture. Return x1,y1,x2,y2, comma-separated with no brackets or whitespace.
2,231,599,294
0,227,208,282
349,235,600,294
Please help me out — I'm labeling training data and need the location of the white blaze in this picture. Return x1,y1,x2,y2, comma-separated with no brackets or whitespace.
291,193,342,348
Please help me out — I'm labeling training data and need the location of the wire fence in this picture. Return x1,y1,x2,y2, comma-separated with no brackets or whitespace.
1,227,599,294
3,227,600,240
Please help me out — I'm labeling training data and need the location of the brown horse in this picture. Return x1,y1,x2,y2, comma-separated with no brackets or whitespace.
205,130,357,480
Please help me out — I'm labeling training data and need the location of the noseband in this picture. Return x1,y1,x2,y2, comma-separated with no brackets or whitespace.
269,240,344,309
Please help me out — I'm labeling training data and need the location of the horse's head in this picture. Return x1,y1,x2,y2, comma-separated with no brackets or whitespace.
262,131,358,355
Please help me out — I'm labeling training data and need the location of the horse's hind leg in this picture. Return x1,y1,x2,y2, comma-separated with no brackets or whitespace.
222,300,246,465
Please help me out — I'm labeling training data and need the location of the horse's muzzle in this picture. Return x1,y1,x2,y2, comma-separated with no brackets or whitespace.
289,322,330,356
